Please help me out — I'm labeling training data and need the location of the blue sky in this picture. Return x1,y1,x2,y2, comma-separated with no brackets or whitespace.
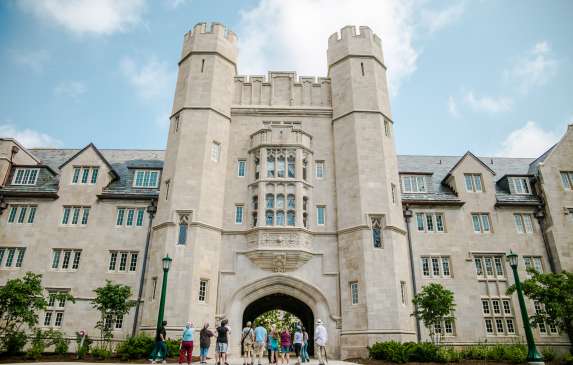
0,0,572,158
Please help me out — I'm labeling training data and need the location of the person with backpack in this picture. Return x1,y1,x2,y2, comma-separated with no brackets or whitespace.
241,321,255,365
199,322,214,364
215,319,231,365
179,322,194,365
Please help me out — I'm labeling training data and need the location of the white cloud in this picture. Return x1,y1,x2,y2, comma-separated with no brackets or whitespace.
18,0,145,35
8,49,50,72
237,0,425,93
464,91,512,113
420,2,465,33
448,95,460,117
508,41,558,93
497,121,559,158
54,81,87,100
120,56,175,100
0,124,63,148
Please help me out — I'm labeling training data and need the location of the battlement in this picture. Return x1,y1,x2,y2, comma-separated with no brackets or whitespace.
180,22,238,63
327,25,384,67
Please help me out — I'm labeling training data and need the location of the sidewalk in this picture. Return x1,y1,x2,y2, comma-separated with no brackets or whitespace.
0,360,356,365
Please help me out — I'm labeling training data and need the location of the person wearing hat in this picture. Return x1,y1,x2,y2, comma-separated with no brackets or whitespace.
292,325,304,365
314,319,327,365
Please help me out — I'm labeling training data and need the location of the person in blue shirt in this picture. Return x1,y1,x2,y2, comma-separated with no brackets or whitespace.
179,322,194,364
253,322,268,365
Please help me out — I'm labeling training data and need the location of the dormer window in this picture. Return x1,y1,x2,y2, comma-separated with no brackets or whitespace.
133,170,160,188
401,175,428,193
464,174,483,192
510,177,531,195
11,168,39,185
72,166,99,184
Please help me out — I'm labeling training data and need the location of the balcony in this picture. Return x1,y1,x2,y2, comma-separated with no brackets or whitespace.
245,229,313,272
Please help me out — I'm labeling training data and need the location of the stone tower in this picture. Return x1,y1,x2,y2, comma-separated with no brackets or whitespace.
328,26,416,358
141,22,237,329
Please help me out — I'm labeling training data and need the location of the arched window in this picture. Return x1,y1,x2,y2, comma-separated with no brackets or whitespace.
303,159,308,181
266,194,274,209
252,196,258,210
252,213,257,227
371,217,382,248
287,156,296,178
287,211,295,226
303,213,308,228
276,211,285,225
287,194,295,209
303,196,308,211
267,155,275,177
276,194,285,209
265,210,274,226
277,156,286,178
254,157,260,180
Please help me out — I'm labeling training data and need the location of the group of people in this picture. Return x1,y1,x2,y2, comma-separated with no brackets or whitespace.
148,318,328,365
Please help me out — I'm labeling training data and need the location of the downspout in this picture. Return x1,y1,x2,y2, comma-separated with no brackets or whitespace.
403,205,422,342
531,176,557,273
132,198,158,337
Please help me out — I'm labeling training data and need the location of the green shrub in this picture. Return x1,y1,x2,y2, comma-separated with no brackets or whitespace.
408,342,439,362
3,330,27,355
91,347,113,360
165,338,180,357
75,332,92,359
116,334,155,360
561,352,573,365
541,347,556,362
437,347,462,363
487,344,507,362
461,344,489,360
26,330,46,359
502,344,527,364
368,341,409,363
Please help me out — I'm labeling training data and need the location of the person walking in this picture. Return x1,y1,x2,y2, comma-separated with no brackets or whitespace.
149,320,168,364
253,322,267,365
241,321,255,365
292,325,303,365
179,322,194,365
300,327,309,363
215,319,231,365
269,325,279,364
199,322,214,364
279,327,291,365
314,319,327,365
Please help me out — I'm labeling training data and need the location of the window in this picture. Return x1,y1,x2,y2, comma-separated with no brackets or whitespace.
534,301,559,336
371,217,382,248
350,281,359,305
434,318,456,337
287,156,295,178
267,155,275,177
211,142,221,162
11,168,39,185
133,170,160,188
43,291,67,328
391,183,397,204
317,206,325,225
400,281,407,304
104,313,124,330
277,156,285,177
151,277,158,300
61,206,90,225
384,120,391,137
51,249,81,271
0,247,26,268
108,251,138,272
560,171,573,190
303,159,308,181
71,166,99,184
115,207,145,227
465,174,483,192
472,213,492,233
287,211,295,226
510,177,531,194
514,213,534,234
524,256,544,274
178,214,190,245
316,161,325,178
482,297,516,336
254,157,260,180
415,213,445,232
266,149,296,179
238,160,246,177
7,205,37,224
421,256,451,278
400,175,428,193
235,205,244,224
474,255,505,279
198,279,208,302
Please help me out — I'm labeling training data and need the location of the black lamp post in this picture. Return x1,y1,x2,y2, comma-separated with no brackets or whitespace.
507,250,544,365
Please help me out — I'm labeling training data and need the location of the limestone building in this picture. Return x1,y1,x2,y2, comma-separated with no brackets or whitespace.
0,23,572,358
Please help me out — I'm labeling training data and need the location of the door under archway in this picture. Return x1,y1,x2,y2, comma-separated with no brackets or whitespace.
242,293,315,355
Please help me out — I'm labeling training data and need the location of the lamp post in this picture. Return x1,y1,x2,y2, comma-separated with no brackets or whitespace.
506,250,544,365
156,255,172,332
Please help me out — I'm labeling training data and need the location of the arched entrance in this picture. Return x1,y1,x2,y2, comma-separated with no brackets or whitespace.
242,293,314,355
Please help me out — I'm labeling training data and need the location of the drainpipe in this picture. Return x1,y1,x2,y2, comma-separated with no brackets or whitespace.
403,205,422,342
132,198,158,337
534,206,556,273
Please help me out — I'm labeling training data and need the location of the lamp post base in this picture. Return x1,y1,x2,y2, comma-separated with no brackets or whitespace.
527,361,544,365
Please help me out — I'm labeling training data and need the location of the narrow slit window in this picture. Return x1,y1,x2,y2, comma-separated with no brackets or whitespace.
201,59,205,72
360,62,365,76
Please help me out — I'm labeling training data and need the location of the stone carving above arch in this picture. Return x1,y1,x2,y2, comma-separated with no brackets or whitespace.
245,230,313,272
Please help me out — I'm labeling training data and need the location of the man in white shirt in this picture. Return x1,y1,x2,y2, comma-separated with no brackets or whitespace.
314,319,327,365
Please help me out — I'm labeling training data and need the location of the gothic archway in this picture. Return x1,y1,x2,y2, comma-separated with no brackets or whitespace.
242,293,315,355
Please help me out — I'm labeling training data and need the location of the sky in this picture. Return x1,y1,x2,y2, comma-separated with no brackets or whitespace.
0,0,572,158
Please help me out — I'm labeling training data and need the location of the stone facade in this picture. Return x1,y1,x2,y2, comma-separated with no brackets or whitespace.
0,23,572,358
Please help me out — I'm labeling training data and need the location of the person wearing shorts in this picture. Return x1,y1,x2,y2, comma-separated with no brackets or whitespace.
292,326,303,365
216,319,230,365
253,323,267,365
241,321,255,365
279,328,291,365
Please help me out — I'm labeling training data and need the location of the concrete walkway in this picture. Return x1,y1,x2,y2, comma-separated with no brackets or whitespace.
1,360,357,365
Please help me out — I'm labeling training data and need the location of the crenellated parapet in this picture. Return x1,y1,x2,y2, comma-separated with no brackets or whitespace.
233,72,331,107
180,22,238,65
327,25,384,68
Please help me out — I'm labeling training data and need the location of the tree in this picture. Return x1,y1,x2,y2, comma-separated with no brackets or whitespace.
0,272,73,353
411,283,456,344
91,281,136,350
255,310,301,332
507,270,573,349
